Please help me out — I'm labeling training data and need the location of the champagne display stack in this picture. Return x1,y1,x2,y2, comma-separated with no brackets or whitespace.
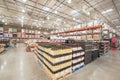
34,43,72,80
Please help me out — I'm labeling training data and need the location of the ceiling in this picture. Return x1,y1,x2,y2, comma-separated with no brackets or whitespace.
0,0,120,32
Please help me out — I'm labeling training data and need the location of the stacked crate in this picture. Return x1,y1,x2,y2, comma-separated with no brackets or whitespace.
62,42,85,73
99,41,110,54
84,41,93,65
72,45,85,72
34,43,72,80
92,42,100,61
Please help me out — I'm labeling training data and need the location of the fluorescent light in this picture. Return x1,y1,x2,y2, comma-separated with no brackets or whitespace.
56,18,61,22
87,12,90,15
42,21,45,23
102,9,113,14
73,18,75,20
54,11,58,14
68,0,72,3
5,23,7,25
23,0,27,2
2,19,4,22
47,16,50,20
71,10,78,15
42,7,50,11
22,9,25,13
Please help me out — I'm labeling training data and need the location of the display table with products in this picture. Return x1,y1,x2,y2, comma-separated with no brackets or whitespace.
0,45,5,54
34,40,110,80
61,43,85,73
34,43,72,80
0,39,10,48
99,41,110,54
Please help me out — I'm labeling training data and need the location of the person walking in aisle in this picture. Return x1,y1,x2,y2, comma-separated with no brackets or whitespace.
13,39,17,47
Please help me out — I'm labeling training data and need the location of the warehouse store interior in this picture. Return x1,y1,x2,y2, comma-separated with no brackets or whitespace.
0,0,120,80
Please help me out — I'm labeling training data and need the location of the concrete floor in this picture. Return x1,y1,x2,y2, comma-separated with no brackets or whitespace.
0,43,120,80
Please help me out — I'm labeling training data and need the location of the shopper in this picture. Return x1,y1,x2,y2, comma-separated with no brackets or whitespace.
13,39,17,47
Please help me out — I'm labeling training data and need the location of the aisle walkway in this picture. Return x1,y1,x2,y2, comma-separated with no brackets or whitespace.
64,50,120,80
0,44,120,80
0,43,50,80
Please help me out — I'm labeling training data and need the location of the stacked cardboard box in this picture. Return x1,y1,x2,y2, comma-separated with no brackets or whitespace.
84,41,93,65
99,41,110,54
92,42,100,60
34,43,72,80
63,40,85,73
72,46,85,72
92,50,99,60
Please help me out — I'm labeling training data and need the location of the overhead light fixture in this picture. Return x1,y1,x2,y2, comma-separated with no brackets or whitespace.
87,12,90,15
102,9,113,14
68,0,72,3
21,16,24,19
71,10,78,16
73,18,75,20
56,18,61,22
42,21,45,23
5,23,7,25
42,7,50,11
2,19,4,22
23,0,27,2
47,16,50,20
22,9,25,13
54,11,58,14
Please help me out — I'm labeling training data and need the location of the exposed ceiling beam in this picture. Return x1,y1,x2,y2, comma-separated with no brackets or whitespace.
83,0,115,27
112,0,120,21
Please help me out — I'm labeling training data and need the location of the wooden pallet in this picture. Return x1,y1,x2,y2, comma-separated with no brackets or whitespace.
42,65,72,80
54,72,72,80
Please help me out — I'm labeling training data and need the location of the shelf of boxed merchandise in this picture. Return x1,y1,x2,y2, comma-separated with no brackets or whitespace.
62,43,85,73
34,43,72,80
98,41,110,55
53,25,101,35
84,41,94,65
52,25,102,41
0,39,10,48
92,42,100,61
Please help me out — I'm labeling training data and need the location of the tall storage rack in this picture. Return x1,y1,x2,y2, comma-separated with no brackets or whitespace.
34,43,72,80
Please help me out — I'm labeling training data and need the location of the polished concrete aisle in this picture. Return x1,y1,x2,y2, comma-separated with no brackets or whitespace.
64,50,120,80
0,43,50,80
0,44,120,80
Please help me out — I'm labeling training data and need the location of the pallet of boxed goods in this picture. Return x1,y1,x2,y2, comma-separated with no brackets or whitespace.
35,43,72,80
84,41,93,65
91,42,100,60
98,41,110,55
62,42,85,73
